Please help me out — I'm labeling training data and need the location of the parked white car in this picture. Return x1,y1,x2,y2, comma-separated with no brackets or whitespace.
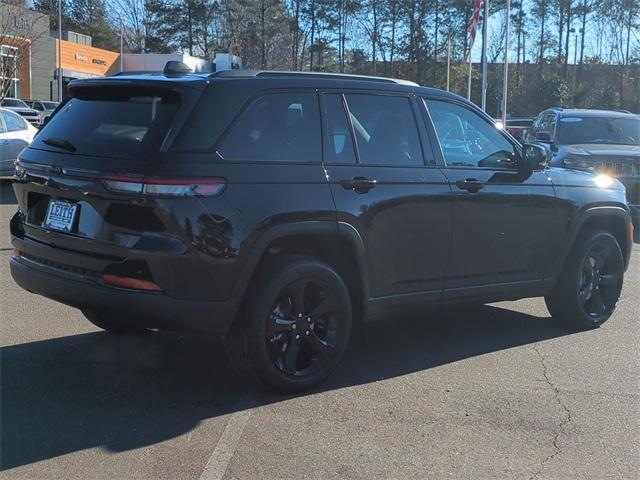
0,107,38,177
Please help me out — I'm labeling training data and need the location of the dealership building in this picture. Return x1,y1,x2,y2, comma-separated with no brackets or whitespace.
1,0,240,102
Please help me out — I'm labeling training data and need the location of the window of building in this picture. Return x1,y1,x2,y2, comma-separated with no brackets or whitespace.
0,45,20,98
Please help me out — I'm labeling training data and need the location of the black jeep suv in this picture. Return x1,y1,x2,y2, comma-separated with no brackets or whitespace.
525,108,639,228
10,68,634,392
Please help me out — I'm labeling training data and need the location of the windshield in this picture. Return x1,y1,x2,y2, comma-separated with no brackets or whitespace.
31,87,180,160
43,102,58,110
556,116,640,146
1,98,28,108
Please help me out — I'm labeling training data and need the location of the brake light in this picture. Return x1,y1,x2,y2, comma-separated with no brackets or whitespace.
101,175,225,197
103,274,162,291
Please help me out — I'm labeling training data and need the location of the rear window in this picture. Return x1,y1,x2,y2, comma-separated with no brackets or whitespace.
32,87,180,160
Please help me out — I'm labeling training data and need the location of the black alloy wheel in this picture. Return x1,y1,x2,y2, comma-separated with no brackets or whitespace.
227,256,352,392
577,240,621,319
266,277,341,377
545,229,624,329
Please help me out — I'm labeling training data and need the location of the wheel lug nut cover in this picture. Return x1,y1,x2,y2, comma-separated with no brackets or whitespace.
305,330,310,335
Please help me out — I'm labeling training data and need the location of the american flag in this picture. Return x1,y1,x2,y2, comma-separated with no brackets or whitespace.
467,0,484,61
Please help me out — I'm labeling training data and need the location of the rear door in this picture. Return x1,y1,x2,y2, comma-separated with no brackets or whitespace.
424,98,556,298
321,91,452,307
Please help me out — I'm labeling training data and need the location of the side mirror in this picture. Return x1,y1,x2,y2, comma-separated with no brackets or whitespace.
535,131,552,143
521,143,549,171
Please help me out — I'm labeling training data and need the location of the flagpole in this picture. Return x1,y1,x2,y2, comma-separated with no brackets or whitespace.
467,58,472,100
501,0,510,126
446,38,451,92
481,0,489,111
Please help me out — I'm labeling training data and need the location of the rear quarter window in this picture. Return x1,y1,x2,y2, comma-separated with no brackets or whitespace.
31,87,180,160
217,92,321,163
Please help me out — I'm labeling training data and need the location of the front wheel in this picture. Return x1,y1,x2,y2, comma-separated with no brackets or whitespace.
227,257,352,392
545,229,624,329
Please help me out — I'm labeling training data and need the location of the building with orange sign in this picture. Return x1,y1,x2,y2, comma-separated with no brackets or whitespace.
54,33,120,95
1,1,119,101
2,1,230,102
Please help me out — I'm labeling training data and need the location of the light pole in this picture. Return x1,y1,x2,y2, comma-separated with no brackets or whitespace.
119,16,124,72
57,0,62,101
481,0,489,111
501,0,510,126
446,38,451,92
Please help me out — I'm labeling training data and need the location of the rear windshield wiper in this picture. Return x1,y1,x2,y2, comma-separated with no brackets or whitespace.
42,137,76,152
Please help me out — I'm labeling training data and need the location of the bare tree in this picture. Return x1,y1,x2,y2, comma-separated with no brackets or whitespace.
0,3,50,100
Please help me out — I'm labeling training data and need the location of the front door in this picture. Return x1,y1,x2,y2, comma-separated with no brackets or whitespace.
424,98,556,298
321,92,453,305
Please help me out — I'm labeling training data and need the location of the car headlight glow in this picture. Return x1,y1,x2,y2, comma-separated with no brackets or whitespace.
594,174,614,188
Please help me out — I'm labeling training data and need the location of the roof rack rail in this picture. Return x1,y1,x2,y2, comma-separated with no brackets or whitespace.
211,69,419,86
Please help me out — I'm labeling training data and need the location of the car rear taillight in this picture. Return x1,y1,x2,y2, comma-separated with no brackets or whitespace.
101,175,225,197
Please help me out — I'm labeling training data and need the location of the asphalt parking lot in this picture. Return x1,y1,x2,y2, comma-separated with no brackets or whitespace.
1,180,638,480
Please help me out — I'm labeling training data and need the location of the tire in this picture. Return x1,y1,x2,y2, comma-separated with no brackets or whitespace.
82,310,147,334
545,229,624,330
227,256,352,393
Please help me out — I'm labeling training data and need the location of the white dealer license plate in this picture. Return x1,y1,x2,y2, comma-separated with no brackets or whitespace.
43,200,78,233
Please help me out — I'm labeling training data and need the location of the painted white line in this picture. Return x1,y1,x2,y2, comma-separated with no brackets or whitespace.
199,391,255,480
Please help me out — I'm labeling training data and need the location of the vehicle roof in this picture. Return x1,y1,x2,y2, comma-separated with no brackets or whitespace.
71,69,465,102
547,108,637,119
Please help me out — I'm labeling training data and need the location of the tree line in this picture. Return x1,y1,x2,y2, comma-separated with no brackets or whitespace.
30,0,640,115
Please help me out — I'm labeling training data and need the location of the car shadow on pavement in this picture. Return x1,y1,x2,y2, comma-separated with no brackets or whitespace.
0,304,576,471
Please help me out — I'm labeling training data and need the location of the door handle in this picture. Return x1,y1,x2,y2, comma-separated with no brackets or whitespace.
340,176,377,194
455,178,484,192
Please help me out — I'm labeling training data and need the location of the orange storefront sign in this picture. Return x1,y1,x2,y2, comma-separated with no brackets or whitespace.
59,39,119,76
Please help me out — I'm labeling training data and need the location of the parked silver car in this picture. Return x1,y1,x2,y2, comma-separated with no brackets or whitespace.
1,98,41,126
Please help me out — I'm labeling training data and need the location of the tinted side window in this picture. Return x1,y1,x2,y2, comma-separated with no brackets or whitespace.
322,94,356,164
218,92,321,163
2,111,25,132
426,99,517,169
344,94,423,166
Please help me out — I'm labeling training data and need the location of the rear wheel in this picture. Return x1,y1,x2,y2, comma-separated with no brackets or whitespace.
227,257,352,392
545,229,624,329
82,310,147,334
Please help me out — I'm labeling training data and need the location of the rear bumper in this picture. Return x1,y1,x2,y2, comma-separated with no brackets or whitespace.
10,255,240,336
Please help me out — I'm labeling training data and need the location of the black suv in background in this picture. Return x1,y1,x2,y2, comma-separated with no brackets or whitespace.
526,108,640,227
10,68,634,391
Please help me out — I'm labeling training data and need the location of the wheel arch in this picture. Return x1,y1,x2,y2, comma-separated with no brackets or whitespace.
550,206,633,285
231,221,369,325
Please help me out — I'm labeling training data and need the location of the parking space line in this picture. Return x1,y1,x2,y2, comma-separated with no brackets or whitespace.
199,391,255,480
